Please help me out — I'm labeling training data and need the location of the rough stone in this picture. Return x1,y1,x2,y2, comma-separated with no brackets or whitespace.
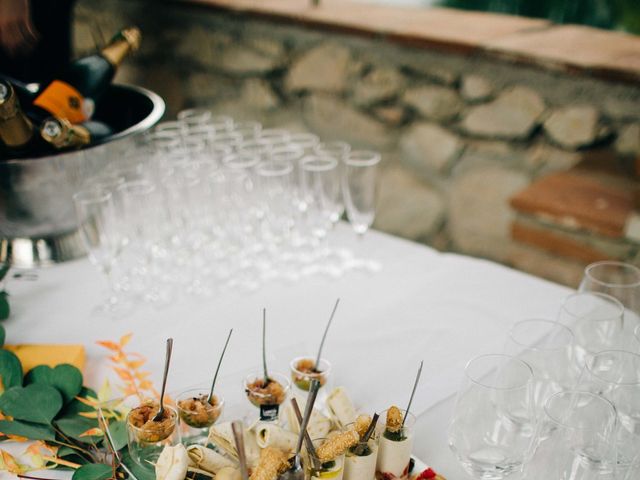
403,86,463,122
543,105,604,149
240,79,280,111
303,94,392,149
449,163,529,261
244,37,286,58
374,167,445,241
352,68,405,107
403,64,457,85
176,26,217,67
373,105,407,126
400,122,464,175
604,99,640,121
186,72,233,103
615,123,640,156
525,143,582,175
285,43,351,93
461,86,546,140
507,243,585,288
216,44,283,75
461,74,493,102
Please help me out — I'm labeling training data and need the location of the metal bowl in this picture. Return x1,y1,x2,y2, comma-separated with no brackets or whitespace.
0,84,165,267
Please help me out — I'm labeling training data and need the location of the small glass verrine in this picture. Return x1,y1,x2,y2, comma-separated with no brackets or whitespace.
290,357,332,392
176,388,224,445
375,408,415,480
243,372,290,422
126,402,180,469
308,437,347,480
344,420,380,480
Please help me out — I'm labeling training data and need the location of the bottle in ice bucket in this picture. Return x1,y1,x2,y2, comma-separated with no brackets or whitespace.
31,27,141,124
0,80,35,155
40,117,113,150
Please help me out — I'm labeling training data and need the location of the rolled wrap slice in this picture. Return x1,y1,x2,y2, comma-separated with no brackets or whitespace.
326,387,357,429
187,445,237,473
255,422,299,452
284,396,332,439
156,444,189,480
208,421,261,468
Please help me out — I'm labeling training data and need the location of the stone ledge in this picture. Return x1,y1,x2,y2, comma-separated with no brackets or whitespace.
180,0,640,83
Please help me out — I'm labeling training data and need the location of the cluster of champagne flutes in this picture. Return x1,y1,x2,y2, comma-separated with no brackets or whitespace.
73,109,382,312
448,261,640,480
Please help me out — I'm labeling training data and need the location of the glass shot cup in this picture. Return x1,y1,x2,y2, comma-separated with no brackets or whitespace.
290,357,332,392
126,404,180,469
176,388,225,445
375,409,415,480
344,422,379,480
243,371,290,422
308,437,347,480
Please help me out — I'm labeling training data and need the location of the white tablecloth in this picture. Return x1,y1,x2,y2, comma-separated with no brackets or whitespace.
3,225,572,478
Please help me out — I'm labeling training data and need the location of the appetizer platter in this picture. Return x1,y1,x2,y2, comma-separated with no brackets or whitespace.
121,304,445,480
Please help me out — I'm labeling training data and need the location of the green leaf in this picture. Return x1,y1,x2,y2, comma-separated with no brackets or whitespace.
0,324,5,347
56,415,100,442
0,419,56,441
72,463,112,480
108,420,127,451
0,349,22,392
25,364,83,404
0,291,9,321
0,384,62,424
61,387,98,416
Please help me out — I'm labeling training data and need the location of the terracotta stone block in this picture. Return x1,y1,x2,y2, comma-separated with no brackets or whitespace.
510,171,635,238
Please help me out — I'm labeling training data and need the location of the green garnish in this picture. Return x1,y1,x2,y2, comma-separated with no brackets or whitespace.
384,429,406,442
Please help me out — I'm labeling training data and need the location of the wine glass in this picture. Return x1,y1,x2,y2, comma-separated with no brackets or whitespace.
522,390,618,479
558,292,625,367
580,350,640,476
73,188,124,313
342,150,381,237
503,319,579,414
580,261,640,328
448,353,537,479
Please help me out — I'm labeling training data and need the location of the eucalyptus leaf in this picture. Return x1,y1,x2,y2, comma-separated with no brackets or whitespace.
0,291,8,321
108,419,128,451
61,387,98,416
25,364,83,404
56,415,100,442
0,349,22,392
0,384,60,424
0,324,5,347
0,419,56,441
72,463,112,480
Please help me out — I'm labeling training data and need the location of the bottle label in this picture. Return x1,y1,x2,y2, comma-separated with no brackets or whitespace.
33,80,89,124
259,404,280,421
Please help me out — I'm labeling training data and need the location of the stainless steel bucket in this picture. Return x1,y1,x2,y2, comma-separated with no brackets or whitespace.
0,84,165,267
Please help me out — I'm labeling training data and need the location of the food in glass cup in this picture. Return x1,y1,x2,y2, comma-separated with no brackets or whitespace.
177,390,224,428
375,407,414,480
326,387,358,429
127,402,180,467
290,357,331,391
308,432,359,480
244,372,290,421
344,415,379,480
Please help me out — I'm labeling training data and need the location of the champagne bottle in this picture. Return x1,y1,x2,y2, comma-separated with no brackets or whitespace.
31,26,141,124
0,81,36,155
40,117,113,150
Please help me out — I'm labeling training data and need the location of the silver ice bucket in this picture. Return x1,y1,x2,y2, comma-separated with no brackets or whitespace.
0,84,165,267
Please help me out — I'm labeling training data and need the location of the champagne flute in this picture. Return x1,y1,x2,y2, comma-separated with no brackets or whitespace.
448,354,537,479
342,150,381,237
522,390,618,479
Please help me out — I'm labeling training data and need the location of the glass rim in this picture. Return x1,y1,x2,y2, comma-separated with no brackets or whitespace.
73,189,112,204
543,390,617,430
300,155,339,171
584,261,640,288
345,150,381,167
586,349,640,386
560,292,624,321
464,353,533,391
117,179,156,195
256,159,294,177
508,318,575,352
175,389,225,409
223,153,260,169
289,356,332,376
125,404,178,432
314,140,350,153
177,108,212,121
288,132,320,147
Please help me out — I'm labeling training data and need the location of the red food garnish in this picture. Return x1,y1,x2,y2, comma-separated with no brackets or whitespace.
416,468,436,480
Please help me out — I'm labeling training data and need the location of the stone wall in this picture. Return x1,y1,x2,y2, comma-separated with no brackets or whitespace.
74,0,640,286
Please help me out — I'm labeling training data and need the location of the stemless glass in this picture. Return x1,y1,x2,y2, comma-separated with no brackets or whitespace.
300,156,340,248
176,388,224,446
342,151,381,237
376,408,415,480
558,292,625,366
126,405,180,468
504,319,578,413
522,391,618,479
580,261,640,315
448,354,536,479
73,189,122,311
581,350,640,474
